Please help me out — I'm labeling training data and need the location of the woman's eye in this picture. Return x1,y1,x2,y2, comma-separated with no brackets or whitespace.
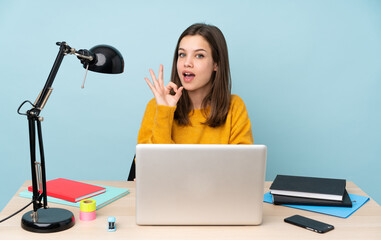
196,54,204,59
178,53,185,58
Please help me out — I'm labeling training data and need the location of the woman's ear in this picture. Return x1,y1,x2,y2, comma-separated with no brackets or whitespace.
213,62,218,71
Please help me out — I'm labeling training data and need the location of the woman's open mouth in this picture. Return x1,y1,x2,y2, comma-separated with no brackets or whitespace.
183,71,195,82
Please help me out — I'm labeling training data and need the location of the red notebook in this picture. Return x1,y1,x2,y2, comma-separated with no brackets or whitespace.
28,178,106,203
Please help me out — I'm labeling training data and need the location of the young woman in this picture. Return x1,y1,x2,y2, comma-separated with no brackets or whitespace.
137,23,253,145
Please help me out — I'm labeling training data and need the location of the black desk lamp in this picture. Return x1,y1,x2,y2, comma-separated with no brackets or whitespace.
17,42,124,233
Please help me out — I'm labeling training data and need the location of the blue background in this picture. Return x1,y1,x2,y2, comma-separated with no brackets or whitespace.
1,0,380,211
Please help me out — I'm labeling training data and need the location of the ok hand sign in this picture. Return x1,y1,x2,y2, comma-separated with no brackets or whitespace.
144,64,183,107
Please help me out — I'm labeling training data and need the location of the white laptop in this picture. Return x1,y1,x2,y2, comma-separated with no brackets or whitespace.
135,144,267,225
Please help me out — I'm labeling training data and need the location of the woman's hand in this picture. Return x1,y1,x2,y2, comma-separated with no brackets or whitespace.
144,64,183,107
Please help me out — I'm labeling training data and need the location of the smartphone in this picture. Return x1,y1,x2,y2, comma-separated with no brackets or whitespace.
284,215,334,233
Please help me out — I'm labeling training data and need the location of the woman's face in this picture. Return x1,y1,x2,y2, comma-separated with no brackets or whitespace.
177,35,217,96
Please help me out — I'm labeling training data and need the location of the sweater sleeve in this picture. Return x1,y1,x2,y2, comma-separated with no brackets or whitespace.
137,98,176,144
229,96,254,144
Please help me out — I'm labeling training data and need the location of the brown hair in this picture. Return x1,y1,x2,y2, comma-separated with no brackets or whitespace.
170,23,232,127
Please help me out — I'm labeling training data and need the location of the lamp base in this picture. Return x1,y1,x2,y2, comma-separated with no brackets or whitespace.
21,208,75,233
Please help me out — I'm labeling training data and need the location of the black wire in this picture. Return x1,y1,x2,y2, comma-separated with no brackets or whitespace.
0,200,33,223
17,100,35,116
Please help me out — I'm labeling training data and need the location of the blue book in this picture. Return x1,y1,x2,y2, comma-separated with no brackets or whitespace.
263,191,369,218
19,183,129,210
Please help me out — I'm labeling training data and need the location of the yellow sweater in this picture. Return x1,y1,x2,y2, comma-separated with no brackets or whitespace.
137,95,253,144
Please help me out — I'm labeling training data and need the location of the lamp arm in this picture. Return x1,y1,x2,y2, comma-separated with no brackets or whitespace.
32,42,72,112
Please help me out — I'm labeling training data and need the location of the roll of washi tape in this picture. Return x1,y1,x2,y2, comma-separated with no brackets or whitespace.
80,199,96,212
80,199,96,221
80,211,96,221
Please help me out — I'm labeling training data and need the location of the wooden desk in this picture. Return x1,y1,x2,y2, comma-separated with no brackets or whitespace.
1,181,380,239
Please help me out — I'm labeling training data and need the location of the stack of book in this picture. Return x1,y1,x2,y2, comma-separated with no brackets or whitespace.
269,175,352,207
24,178,130,209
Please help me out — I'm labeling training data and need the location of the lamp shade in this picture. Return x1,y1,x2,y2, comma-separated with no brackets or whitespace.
87,45,124,74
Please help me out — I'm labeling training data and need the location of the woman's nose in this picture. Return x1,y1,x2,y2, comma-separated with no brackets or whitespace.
184,56,193,68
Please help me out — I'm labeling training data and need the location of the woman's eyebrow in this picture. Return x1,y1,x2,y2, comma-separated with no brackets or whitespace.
178,47,207,52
